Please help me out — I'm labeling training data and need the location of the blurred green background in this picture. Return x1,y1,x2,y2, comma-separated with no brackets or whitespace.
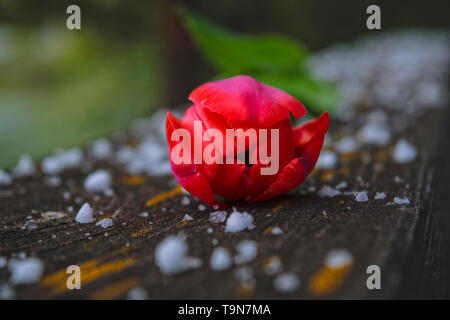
0,0,448,168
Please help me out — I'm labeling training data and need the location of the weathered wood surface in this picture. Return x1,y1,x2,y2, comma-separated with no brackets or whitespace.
0,106,448,300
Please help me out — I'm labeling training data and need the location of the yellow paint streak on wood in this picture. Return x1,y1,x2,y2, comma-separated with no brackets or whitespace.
89,277,139,300
236,282,255,299
145,185,182,207
340,166,350,175
77,258,136,288
272,200,291,213
112,244,136,255
120,175,147,186
82,239,101,248
131,226,153,237
320,169,335,182
176,220,188,228
341,152,356,162
40,258,135,295
308,263,353,297
375,149,389,162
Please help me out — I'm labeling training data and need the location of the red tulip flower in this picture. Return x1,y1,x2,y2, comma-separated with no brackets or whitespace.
166,75,329,208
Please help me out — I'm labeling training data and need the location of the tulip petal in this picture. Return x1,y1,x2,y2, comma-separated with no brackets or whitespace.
293,111,330,164
210,163,248,200
189,75,306,127
249,112,329,202
166,112,218,207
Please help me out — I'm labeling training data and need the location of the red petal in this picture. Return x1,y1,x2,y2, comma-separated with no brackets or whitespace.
293,111,330,169
181,105,230,162
166,112,218,207
210,164,248,200
249,112,329,202
170,162,218,207
242,119,294,198
248,157,308,202
189,75,306,127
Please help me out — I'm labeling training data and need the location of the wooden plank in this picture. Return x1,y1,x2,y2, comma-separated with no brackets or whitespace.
0,106,447,299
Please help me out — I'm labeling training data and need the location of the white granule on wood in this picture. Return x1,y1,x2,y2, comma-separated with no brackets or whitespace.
225,209,254,233
355,191,369,202
325,249,354,268
103,188,114,197
126,287,148,300
154,236,201,275
335,181,348,190
374,192,387,200
84,170,112,192
96,218,113,229
271,227,283,235
394,196,410,205
233,266,254,282
12,154,36,177
8,258,44,285
263,256,283,275
41,148,83,175
75,203,94,223
43,176,62,187
234,240,258,264
90,138,113,159
0,256,7,268
0,283,15,300
392,139,418,163
273,272,300,293
335,136,359,153
210,247,232,271
317,185,341,197
358,123,391,146
316,150,337,169
181,196,191,206
0,170,12,185
209,211,227,223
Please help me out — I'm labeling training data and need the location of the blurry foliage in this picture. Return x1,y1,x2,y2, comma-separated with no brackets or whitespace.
0,25,163,168
178,6,341,115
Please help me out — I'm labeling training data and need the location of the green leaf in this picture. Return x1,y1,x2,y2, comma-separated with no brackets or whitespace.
253,73,341,114
178,5,341,115
178,5,308,74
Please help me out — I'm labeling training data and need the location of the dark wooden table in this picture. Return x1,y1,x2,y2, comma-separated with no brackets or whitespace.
1,104,449,300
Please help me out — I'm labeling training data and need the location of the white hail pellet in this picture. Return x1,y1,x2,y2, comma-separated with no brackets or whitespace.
317,185,341,198
392,139,418,163
355,191,369,202
8,258,44,285
273,272,300,293
225,209,254,233
75,203,94,223
234,240,258,264
210,247,232,271
84,170,112,192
